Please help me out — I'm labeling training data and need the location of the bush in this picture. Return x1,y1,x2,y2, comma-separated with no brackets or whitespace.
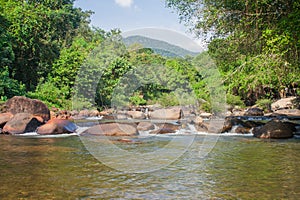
27,78,71,109
155,92,179,107
0,67,26,100
130,93,147,106
199,101,212,112
256,98,272,112
226,93,244,107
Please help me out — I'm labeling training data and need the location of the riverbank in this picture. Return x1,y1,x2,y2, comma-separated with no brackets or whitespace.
1,96,300,139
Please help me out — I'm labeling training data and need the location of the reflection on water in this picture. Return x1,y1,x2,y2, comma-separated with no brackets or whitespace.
0,134,299,199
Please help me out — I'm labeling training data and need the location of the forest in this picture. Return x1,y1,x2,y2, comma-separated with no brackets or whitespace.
1,0,299,111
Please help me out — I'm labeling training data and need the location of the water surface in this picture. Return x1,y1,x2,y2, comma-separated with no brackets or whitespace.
0,134,299,199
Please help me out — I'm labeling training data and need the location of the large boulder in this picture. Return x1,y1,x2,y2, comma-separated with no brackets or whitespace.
150,123,180,134
37,119,77,135
273,109,300,117
150,107,182,120
137,122,155,131
3,113,44,134
253,120,295,139
5,96,50,121
0,112,14,128
82,123,138,136
196,118,231,133
271,97,299,111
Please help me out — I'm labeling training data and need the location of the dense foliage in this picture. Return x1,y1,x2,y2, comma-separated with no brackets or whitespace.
1,0,298,111
167,0,300,105
73,36,212,110
0,0,215,111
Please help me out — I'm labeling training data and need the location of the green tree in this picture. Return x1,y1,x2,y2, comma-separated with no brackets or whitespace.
51,29,106,97
0,67,25,101
1,0,89,90
166,0,300,104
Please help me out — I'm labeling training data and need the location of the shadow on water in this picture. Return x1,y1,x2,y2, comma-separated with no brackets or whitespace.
0,134,299,199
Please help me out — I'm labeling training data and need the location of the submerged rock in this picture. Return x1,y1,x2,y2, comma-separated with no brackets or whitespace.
5,96,50,122
253,120,295,139
82,123,138,136
3,113,44,134
37,119,77,135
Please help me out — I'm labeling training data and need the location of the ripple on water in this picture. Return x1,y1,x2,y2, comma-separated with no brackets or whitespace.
0,130,299,199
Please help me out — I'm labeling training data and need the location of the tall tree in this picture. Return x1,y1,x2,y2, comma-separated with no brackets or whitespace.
166,0,300,104
0,0,89,90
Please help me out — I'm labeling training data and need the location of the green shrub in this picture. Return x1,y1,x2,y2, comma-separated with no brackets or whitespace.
256,98,272,112
156,92,179,107
27,78,71,109
226,93,244,107
0,67,26,99
130,93,147,106
199,101,212,112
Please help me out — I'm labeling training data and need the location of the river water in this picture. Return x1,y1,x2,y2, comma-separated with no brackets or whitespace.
0,132,300,199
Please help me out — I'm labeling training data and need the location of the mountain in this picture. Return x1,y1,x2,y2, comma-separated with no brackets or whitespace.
123,35,199,58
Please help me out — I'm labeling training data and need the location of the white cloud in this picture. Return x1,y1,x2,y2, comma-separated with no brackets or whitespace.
115,0,133,8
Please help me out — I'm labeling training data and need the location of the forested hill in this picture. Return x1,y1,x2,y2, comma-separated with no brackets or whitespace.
123,35,199,57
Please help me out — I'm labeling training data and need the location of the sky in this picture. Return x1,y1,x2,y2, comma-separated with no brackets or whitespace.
74,0,206,52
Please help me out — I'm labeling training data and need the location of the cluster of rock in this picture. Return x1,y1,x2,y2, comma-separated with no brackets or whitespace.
81,107,183,136
0,96,183,136
192,96,300,139
0,96,77,135
0,96,299,139
193,115,298,139
48,105,183,121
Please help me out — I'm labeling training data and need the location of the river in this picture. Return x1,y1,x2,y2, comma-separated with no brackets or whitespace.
0,132,299,199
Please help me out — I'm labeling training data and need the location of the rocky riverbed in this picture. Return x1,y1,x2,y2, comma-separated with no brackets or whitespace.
0,96,299,139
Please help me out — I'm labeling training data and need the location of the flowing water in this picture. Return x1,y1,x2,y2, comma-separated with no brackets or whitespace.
0,132,300,199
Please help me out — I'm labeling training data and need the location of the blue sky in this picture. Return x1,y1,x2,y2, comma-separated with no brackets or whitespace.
74,0,206,52
74,0,185,32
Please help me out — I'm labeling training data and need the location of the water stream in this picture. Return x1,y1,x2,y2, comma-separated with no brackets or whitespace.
0,129,299,199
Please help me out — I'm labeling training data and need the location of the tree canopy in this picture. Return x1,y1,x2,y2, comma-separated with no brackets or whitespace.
167,0,300,105
1,0,298,111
